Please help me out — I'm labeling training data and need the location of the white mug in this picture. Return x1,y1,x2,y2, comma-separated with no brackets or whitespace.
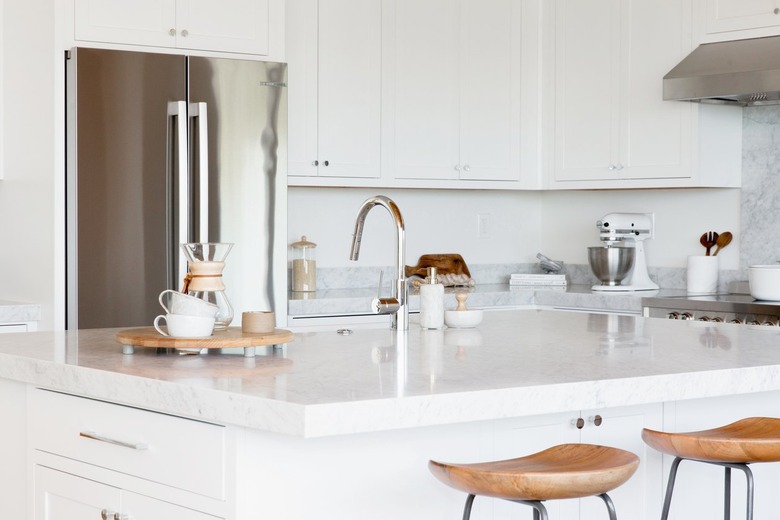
159,290,219,318
154,313,215,338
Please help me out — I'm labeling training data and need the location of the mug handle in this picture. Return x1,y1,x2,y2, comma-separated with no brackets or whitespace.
158,290,174,314
153,315,169,336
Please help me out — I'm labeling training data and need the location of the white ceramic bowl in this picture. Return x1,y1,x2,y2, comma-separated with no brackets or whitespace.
444,309,483,328
747,265,780,300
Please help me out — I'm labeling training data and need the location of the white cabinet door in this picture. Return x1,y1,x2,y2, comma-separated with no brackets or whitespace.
74,0,270,55
389,0,525,183
74,0,177,48
706,0,780,34
553,0,617,182
389,0,460,181
287,0,382,180
175,0,269,55
35,465,120,520
459,0,523,182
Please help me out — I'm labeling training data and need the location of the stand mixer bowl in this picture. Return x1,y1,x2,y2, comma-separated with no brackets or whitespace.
588,246,635,286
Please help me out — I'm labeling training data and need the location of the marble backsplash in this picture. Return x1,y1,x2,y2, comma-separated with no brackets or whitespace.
304,262,742,294
741,105,780,269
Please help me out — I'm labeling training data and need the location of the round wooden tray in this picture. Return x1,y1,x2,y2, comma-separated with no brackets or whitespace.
116,326,294,355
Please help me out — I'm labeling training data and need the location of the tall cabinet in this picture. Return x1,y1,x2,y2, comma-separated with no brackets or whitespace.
547,0,741,188
286,0,382,181
383,0,537,186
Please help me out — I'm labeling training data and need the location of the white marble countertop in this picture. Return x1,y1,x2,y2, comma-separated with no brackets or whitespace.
0,300,41,323
288,283,688,317
3,309,780,438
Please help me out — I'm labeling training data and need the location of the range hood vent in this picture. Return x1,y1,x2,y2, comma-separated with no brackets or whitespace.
664,35,780,106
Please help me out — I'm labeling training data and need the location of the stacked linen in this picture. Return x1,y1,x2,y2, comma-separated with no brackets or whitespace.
509,273,567,286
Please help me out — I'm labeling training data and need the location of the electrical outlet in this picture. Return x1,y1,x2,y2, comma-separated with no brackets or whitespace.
477,213,491,239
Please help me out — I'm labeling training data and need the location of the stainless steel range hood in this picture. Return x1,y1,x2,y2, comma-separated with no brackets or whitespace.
664,35,780,106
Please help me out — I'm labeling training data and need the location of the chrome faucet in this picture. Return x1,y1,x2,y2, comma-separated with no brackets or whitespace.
349,195,408,330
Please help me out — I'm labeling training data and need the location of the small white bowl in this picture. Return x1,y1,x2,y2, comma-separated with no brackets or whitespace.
748,265,780,300
444,309,483,328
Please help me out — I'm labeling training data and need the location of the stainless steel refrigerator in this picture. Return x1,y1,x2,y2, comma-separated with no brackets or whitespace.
66,48,287,329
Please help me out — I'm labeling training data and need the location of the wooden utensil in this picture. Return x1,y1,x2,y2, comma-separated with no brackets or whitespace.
713,231,733,256
700,231,719,256
405,254,471,278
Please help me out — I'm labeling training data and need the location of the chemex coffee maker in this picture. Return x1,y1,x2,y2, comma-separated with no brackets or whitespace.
588,212,659,292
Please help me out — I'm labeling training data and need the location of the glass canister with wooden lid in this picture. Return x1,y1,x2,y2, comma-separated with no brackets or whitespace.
290,236,317,292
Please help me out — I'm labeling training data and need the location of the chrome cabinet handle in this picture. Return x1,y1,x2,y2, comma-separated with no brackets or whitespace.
572,417,585,429
312,160,319,166
167,101,189,288
588,414,603,426
181,29,189,37
189,102,209,242
80,431,148,451
454,165,461,171
608,164,616,171
616,164,624,171
168,28,176,36
101,510,114,520
323,160,329,166
463,164,470,172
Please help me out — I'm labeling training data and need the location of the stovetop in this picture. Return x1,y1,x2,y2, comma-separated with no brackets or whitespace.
643,293,780,325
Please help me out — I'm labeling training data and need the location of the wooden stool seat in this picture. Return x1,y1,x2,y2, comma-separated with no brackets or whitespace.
429,443,640,502
642,417,780,463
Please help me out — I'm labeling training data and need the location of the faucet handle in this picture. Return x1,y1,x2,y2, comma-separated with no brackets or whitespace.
371,269,401,315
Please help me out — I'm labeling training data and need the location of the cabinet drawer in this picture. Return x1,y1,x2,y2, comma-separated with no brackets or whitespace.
29,388,226,500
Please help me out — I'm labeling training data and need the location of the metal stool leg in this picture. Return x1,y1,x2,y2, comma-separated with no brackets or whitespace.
512,499,549,520
724,466,731,520
661,456,684,520
597,492,618,520
462,494,475,520
728,463,754,520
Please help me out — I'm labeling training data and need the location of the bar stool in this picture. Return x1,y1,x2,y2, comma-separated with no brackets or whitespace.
429,443,640,520
642,417,780,520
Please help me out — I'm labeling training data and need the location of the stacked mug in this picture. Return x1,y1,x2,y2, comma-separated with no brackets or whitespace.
154,290,219,338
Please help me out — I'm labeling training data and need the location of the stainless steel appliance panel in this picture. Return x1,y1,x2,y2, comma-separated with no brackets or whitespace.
188,58,287,320
67,49,186,329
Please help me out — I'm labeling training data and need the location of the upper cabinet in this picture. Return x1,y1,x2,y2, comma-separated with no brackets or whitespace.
383,0,539,188
286,0,382,182
702,0,780,41
74,0,271,55
546,0,742,189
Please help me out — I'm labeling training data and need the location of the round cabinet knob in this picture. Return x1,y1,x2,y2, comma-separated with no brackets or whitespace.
608,164,616,171
588,414,603,426
774,7,779,14
323,160,329,166
572,417,585,429
463,164,470,172
616,164,624,171
454,165,461,171
101,511,115,520
169,28,176,36
312,160,319,166
181,29,189,37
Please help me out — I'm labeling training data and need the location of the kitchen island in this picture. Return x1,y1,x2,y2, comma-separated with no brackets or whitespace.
6,309,780,519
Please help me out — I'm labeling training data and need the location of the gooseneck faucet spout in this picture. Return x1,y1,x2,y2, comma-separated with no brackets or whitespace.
349,196,408,330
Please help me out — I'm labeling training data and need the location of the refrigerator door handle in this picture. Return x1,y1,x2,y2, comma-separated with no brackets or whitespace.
168,100,189,290
189,102,209,243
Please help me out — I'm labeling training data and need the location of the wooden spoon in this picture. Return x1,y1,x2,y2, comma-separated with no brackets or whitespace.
700,231,719,256
713,231,733,256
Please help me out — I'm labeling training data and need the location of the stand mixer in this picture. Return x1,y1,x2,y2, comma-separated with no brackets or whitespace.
590,212,659,292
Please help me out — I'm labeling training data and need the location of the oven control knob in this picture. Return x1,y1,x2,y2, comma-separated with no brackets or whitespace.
762,319,779,326
729,318,744,324
748,320,761,325
711,317,724,323
667,312,679,320
680,312,694,321
698,316,711,322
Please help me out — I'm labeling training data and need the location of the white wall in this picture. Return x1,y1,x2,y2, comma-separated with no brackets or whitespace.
0,0,58,330
287,187,543,268
288,186,742,272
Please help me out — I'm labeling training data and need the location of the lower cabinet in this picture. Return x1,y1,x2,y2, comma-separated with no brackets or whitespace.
28,389,229,520
35,466,221,520
492,403,663,520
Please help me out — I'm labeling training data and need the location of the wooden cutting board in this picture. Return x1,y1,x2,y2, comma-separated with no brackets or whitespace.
405,254,471,278
116,327,294,350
